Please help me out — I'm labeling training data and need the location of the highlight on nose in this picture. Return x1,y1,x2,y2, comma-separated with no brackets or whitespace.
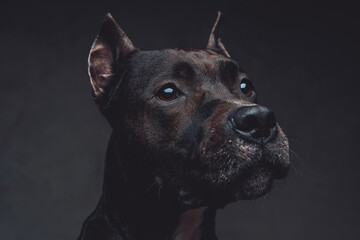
230,105,277,143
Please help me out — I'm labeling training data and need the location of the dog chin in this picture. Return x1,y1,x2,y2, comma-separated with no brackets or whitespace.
174,167,275,209
234,167,274,200
163,135,289,208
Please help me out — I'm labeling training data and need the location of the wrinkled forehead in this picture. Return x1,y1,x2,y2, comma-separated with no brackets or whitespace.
128,49,240,87
165,49,224,73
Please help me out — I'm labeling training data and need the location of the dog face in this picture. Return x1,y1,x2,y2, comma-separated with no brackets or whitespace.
89,13,290,208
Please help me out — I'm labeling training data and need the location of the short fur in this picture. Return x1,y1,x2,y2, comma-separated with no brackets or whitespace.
79,12,290,240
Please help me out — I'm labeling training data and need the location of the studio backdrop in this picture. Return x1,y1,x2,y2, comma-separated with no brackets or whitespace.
1,0,359,239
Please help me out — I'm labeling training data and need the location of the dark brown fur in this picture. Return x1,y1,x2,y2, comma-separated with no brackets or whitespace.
78,12,290,240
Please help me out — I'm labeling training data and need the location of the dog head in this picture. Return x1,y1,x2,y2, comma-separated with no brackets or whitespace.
88,13,290,209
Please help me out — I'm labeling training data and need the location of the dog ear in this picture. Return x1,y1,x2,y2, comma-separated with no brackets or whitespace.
206,11,230,58
88,13,137,106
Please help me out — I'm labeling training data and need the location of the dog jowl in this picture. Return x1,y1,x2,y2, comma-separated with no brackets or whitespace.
79,12,290,240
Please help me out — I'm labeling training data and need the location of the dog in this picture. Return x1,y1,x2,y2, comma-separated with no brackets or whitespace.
78,12,290,240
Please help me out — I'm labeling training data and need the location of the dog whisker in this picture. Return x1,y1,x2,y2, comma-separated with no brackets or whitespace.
157,185,162,202
287,137,305,147
289,149,304,166
144,181,157,194
290,163,298,175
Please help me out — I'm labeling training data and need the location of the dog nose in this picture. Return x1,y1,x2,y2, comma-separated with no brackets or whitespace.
230,106,277,143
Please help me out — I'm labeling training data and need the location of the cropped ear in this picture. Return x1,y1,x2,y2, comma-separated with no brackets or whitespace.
206,11,230,58
88,13,137,106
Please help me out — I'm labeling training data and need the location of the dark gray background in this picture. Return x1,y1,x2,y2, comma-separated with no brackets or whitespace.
1,0,359,239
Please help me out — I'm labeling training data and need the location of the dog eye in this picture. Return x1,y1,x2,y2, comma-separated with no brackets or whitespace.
157,84,179,102
240,78,254,97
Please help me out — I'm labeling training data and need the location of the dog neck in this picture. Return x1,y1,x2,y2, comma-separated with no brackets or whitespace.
97,131,218,240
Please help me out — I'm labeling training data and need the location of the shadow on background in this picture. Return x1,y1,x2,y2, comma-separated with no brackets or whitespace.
1,0,359,239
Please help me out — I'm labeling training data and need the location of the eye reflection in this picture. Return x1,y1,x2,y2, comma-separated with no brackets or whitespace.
240,78,253,97
157,85,179,102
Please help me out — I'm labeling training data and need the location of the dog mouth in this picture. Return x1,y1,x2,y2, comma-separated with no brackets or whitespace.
165,162,277,209
182,130,289,204
155,124,289,208
194,160,277,199
234,166,273,199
